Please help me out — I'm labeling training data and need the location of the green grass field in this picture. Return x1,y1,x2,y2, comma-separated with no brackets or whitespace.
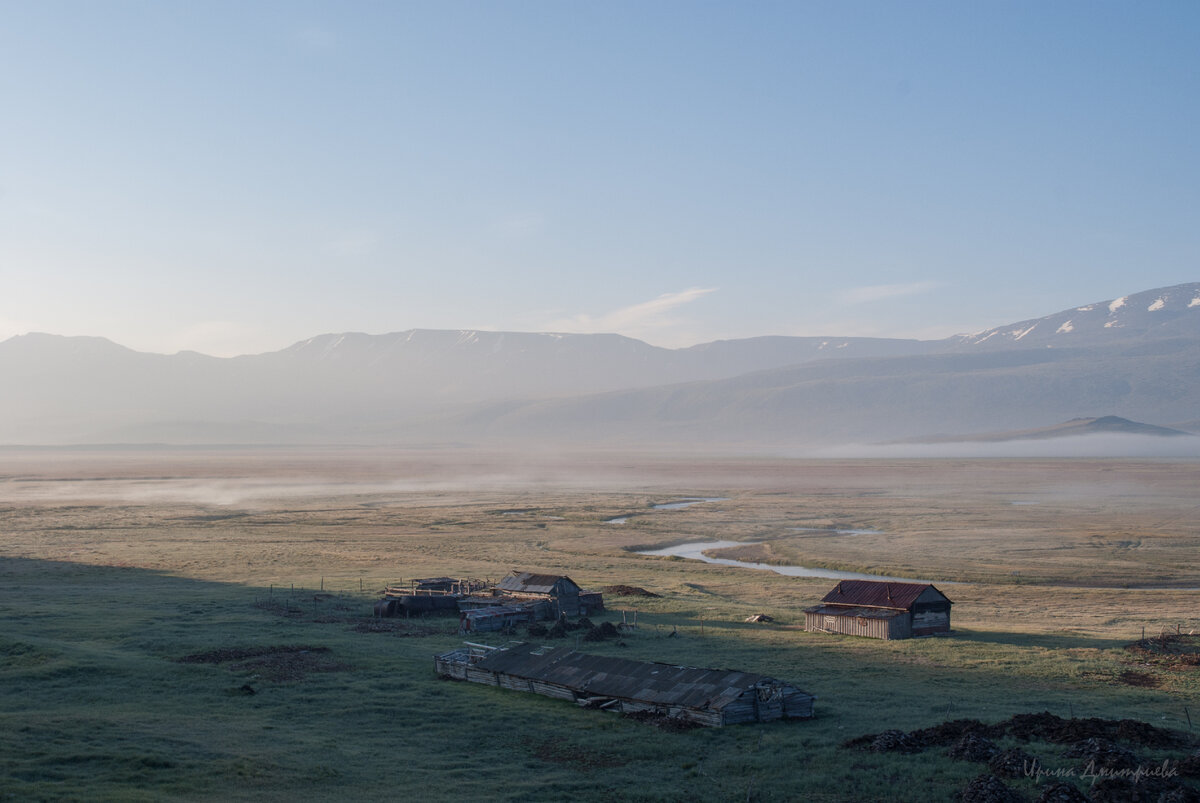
1,448,1197,801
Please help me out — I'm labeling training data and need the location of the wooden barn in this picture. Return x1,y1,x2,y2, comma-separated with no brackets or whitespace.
496,571,603,617
434,642,815,727
804,580,953,640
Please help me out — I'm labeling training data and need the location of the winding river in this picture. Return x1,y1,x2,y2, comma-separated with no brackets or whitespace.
635,540,940,583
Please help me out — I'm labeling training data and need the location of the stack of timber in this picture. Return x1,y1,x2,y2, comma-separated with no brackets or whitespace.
375,577,488,618
376,571,605,621
458,601,551,633
434,642,815,727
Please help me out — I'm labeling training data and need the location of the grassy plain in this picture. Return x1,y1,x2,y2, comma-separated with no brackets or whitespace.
1,447,1198,801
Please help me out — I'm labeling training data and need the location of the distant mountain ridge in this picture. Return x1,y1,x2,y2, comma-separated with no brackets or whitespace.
1,282,1198,446
951,283,1200,349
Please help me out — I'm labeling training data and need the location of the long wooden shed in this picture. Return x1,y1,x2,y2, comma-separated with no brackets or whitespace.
434,642,815,727
804,580,952,640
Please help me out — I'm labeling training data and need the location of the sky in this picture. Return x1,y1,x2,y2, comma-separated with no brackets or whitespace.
1,1,1198,357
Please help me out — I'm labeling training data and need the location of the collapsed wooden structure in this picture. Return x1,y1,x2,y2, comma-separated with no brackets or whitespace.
494,571,604,617
803,580,953,640
377,571,604,631
434,642,815,727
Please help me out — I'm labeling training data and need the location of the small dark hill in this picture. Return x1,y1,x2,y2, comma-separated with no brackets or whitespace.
907,416,1193,444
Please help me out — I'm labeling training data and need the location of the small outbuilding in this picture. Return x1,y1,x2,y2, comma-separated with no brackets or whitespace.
435,642,815,726
497,571,599,616
804,580,952,640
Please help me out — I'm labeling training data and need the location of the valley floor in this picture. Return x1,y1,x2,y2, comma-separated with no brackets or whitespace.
1,447,1197,801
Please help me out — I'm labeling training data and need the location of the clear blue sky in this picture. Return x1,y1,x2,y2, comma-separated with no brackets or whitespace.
2,1,1197,356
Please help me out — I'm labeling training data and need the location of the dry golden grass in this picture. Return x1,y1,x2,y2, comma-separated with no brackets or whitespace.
2,447,1197,637
3,447,1199,801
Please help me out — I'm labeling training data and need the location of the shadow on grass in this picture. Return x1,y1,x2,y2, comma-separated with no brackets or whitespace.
955,628,1131,650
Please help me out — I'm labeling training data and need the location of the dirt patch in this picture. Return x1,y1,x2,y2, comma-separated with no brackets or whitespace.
525,738,624,769
1034,782,1089,803
1126,633,1200,670
1061,737,1141,771
177,645,349,681
957,773,1023,803
948,733,1001,763
848,712,1200,802
1117,669,1161,688
1181,748,1200,778
845,711,1194,754
1003,712,1191,749
843,718,992,752
601,585,660,598
988,747,1036,779
1087,776,1184,803
350,620,440,636
622,710,704,732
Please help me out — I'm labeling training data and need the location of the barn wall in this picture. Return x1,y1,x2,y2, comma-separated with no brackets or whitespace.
781,689,815,719
912,608,950,635
806,611,899,640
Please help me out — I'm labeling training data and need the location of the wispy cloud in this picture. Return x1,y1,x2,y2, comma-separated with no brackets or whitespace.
544,287,717,345
841,281,943,305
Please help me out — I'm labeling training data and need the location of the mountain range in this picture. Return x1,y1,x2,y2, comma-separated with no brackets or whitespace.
2,282,1198,449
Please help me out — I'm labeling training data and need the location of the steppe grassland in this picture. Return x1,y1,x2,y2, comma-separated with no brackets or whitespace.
2,447,1198,801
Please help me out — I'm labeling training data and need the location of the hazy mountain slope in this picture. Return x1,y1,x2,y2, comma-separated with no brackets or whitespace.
1,282,1198,445
457,337,1200,446
0,330,935,443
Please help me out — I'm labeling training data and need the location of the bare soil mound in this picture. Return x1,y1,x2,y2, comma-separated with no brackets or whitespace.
957,773,1024,803
601,585,660,598
949,733,1002,763
988,747,1037,778
1126,633,1200,669
623,710,704,731
1034,782,1089,803
350,620,440,636
526,738,625,769
846,711,1192,753
1061,737,1141,771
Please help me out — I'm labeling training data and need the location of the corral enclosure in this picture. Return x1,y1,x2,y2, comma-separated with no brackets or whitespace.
2,446,1199,801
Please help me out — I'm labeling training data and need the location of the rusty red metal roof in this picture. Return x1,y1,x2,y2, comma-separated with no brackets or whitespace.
818,580,950,611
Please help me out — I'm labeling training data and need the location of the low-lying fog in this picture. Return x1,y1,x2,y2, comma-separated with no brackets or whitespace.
808,433,1200,459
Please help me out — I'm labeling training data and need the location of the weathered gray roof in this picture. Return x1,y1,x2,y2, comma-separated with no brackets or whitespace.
472,643,810,711
497,572,580,595
818,580,951,611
